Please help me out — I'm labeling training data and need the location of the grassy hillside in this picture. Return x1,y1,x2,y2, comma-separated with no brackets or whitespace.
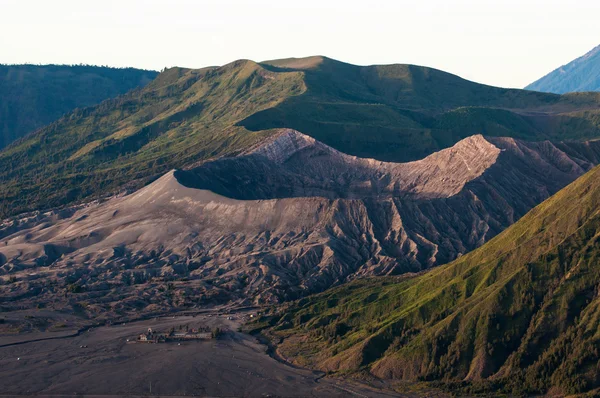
0,61,304,217
260,165,600,396
244,57,600,161
3,56,600,218
0,64,158,149
526,44,600,94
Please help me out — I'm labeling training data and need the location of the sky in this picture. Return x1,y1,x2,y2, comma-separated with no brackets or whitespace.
1,0,598,88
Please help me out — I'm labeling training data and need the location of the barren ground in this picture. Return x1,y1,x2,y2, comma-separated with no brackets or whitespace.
0,310,420,397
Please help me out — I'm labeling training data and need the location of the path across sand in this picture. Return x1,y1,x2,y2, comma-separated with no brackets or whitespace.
0,310,409,397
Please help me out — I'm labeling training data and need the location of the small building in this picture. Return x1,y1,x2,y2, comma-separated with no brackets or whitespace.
138,327,165,343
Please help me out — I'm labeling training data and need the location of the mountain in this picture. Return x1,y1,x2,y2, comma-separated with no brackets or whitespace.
2,130,600,321
260,164,600,396
0,64,158,149
2,57,600,219
526,44,600,93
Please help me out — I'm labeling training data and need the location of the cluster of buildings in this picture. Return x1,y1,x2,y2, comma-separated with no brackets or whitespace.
137,327,213,343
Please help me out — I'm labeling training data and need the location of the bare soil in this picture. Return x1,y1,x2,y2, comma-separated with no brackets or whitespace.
0,310,406,397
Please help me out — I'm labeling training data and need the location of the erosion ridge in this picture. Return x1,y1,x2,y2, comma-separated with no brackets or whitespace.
4,55,600,220
174,130,503,201
1,131,600,319
263,162,600,396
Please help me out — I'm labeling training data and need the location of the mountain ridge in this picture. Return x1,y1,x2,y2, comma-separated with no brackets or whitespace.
260,160,600,395
3,56,600,219
526,43,600,93
0,64,158,149
2,131,600,321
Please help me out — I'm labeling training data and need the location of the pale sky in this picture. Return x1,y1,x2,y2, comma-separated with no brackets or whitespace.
1,0,598,88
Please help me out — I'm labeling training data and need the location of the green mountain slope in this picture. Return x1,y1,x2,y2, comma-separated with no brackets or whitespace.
247,56,600,160
0,61,304,217
526,44,600,94
261,165,600,396
2,56,600,218
0,64,158,149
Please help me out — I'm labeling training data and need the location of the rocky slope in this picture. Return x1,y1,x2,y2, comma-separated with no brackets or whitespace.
3,56,600,219
2,130,600,318
263,162,600,396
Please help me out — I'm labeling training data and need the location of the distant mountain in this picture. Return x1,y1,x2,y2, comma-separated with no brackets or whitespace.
0,64,158,149
526,44,600,93
2,130,600,318
2,56,600,219
262,163,600,396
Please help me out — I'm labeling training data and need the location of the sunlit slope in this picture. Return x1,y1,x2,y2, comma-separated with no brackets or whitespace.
0,61,304,217
3,56,600,218
266,164,600,396
246,56,600,160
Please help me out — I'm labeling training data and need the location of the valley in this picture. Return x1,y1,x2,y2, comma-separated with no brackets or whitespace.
0,309,410,397
2,130,600,319
2,51,600,397
260,163,600,396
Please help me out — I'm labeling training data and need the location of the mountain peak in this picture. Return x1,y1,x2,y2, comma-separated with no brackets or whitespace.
261,56,328,70
583,43,600,59
3,54,600,220
526,43,600,93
